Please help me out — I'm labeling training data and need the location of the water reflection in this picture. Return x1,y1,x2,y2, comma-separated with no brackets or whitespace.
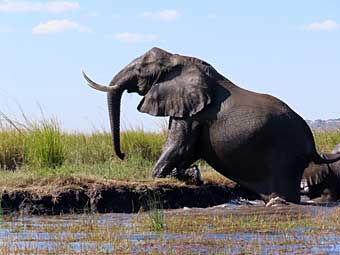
0,201,340,254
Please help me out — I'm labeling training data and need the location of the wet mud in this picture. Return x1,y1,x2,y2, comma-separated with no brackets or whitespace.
0,180,258,215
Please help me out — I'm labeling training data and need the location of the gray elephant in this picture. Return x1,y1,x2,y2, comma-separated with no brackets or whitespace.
82,47,340,203
301,144,340,203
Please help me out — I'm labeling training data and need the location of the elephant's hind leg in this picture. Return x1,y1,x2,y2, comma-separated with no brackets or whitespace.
267,160,305,204
151,118,200,181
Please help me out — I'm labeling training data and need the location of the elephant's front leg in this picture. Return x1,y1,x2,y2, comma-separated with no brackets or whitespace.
169,165,203,185
152,118,202,184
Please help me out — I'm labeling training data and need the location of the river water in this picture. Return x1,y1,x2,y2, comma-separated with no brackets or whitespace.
0,200,339,254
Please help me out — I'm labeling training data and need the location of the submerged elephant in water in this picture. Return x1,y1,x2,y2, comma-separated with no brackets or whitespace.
82,47,340,203
301,144,340,203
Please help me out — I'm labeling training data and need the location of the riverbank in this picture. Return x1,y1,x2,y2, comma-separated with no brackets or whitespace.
0,176,257,215
0,118,339,215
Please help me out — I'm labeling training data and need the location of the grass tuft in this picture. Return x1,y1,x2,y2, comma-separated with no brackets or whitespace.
24,118,65,168
146,191,165,231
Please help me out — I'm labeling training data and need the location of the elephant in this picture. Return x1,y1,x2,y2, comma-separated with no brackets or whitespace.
82,47,340,203
301,146,340,203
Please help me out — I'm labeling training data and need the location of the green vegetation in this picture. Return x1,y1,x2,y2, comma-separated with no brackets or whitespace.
0,114,339,189
0,206,340,254
313,129,340,152
0,115,340,254
0,115,167,188
146,191,165,231
0,117,166,169
24,119,65,168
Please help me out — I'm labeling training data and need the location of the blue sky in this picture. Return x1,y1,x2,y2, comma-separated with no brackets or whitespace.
0,1,339,132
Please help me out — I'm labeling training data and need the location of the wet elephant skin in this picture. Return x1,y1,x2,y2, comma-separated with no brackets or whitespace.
83,47,340,203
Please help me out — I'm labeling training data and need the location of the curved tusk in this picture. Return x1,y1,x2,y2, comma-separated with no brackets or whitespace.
81,69,117,92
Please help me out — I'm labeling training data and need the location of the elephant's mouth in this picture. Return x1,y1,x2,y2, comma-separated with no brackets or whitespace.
136,80,150,96
136,72,162,96
126,87,138,94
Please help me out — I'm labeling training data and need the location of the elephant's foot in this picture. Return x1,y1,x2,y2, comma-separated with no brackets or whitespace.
169,165,203,186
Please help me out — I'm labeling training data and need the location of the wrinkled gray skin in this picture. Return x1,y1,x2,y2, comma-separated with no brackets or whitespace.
82,47,340,203
301,144,340,202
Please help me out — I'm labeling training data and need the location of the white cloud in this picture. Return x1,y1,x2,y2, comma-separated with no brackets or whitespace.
113,32,158,43
0,1,79,13
32,19,91,34
306,19,340,31
140,9,181,22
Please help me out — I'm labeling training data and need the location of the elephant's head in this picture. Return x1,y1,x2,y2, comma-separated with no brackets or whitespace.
82,47,214,159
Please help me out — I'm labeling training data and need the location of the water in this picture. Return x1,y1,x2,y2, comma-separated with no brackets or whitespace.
0,201,340,254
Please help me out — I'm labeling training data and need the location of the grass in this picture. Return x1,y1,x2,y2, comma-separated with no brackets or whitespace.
24,119,65,168
0,114,165,187
146,191,165,231
0,205,340,254
0,128,25,170
0,112,339,190
313,129,340,152
0,114,340,254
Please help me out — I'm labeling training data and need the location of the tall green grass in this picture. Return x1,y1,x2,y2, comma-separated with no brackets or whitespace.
61,130,166,165
0,129,24,169
0,111,339,184
24,119,65,168
0,117,65,169
146,191,165,231
313,130,340,152
0,113,166,173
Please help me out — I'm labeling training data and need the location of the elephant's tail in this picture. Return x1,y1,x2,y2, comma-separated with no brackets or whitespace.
312,153,340,165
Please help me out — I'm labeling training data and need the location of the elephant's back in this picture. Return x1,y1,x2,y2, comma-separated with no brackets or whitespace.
201,92,314,182
209,86,315,154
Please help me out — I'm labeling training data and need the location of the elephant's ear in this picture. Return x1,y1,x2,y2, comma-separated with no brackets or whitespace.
137,66,212,118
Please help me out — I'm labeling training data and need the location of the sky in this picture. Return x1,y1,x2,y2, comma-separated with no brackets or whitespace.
0,1,339,132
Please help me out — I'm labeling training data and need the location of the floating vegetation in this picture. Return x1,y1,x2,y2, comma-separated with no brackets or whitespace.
0,205,340,254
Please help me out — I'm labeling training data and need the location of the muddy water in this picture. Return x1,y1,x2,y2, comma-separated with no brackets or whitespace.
0,200,340,254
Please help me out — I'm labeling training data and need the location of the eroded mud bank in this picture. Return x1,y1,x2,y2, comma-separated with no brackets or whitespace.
0,179,258,215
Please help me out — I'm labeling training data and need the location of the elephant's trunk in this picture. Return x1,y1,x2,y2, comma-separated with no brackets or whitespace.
81,69,126,159
107,89,125,160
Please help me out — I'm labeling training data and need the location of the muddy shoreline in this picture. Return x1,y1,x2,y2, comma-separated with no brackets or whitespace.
0,179,258,215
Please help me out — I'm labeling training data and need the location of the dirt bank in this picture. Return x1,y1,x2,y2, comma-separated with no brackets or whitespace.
0,177,258,215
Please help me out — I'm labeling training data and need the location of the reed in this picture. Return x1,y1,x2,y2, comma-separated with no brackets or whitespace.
0,111,339,187
146,191,165,232
24,118,65,168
